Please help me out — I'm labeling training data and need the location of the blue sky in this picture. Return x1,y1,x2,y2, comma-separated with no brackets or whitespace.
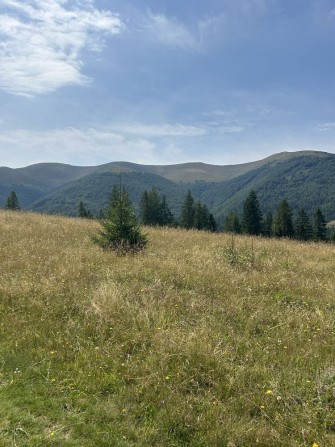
1,0,335,167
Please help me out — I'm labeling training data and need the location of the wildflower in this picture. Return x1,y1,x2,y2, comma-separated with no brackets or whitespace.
165,376,170,380
266,389,272,395
312,443,319,447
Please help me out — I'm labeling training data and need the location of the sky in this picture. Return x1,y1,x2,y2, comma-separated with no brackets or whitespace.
1,0,335,168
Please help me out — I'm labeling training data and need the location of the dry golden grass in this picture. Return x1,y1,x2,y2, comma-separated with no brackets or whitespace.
0,210,334,446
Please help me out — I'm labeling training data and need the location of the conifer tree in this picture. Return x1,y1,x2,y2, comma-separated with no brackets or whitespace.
207,212,217,232
78,201,92,218
312,208,327,241
224,212,241,234
201,204,211,230
5,191,20,210
193,201,204,230
185,199,216,232
181,190,195,229
242,190,263,235
160,195,174,226
140,190,150,225
93,185,147,252
147,187,162,225
294,208,312,241
140,188,174,226
263,211,273,237
272,199,294,238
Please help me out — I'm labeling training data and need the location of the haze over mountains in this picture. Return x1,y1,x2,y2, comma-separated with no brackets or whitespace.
1,150,334,223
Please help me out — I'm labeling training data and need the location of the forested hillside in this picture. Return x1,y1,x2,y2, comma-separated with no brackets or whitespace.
1,151,335,223
194,154,335,221
29,171,188,217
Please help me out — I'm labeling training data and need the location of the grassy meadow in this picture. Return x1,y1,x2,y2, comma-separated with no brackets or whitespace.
0,210,334,446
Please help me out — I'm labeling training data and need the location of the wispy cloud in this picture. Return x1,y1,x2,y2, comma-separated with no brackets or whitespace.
114,123,206,137
0,0,123,96
217,125,247,134
145,10,201,52
199,0,275,46
0,123,204,167
316,122,335,132
0,127,155,166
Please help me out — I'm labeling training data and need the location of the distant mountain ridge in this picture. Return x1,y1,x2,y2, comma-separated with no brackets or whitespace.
1,150,334,223
1,150,326,185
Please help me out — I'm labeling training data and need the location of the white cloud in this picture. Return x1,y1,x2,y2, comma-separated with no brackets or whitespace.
0,0,123,96
0,121,209,167
0,127,154,166
145,10,201,52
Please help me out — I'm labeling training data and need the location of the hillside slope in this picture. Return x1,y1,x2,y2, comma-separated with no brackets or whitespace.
1,150,327,205
27,152,335,222
2,151,334,222
0,211,334,446
193,153,335,220
29,171,188,217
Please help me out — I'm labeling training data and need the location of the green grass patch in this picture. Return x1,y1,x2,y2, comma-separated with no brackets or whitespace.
0,211,334,446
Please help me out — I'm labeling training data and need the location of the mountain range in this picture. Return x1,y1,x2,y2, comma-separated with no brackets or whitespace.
1,150,334,225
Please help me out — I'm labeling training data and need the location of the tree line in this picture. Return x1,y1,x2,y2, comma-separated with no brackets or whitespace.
139,187,217,232
78,187,217,232
224,190,332,242
91,186,216,253
3,189,334,247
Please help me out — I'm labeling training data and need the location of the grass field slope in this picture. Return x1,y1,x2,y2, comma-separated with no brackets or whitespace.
0,211,334,446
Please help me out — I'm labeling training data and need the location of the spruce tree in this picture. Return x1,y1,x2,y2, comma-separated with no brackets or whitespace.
181,190,195,229
207,213,217,232
160,195,174,226
140,189,174,227
312,208,327,241
242,190,263,235
5,191,20,211
294,208,312,241
147,187,162,225
78,201,92,218
263,211,273,237
272,199,294,238
140,190,150,225
201,205,211,230
193,201,204,230
93,185,147,252
224,212,241,234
